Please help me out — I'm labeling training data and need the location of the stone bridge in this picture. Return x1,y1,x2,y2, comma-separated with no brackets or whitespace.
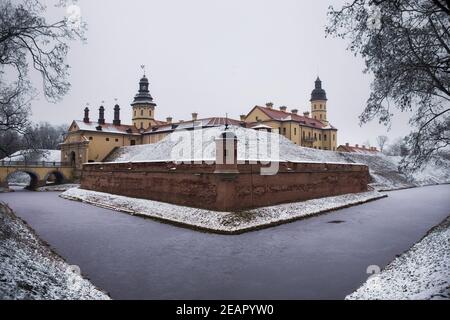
0,160,75,190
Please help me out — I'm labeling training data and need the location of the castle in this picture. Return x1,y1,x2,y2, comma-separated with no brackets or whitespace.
60,73,338,169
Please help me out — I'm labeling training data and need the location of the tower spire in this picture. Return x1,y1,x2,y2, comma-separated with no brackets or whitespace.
131,69,157,130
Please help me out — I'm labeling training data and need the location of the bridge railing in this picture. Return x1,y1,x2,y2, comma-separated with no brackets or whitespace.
0,160,73,167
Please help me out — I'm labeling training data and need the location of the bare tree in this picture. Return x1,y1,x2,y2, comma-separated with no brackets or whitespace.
25,122,68,150
326,0,450,171
376,135,389,152
385,137,409,156
0,0,86,151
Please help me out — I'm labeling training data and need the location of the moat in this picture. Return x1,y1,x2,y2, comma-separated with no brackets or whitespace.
1,185,449,299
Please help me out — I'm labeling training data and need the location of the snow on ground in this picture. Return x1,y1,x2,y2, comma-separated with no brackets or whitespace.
1,149,61,162
0,203,110,300
347,215,450,300
61,188,386,234
37,184,80,192
105,125,450,191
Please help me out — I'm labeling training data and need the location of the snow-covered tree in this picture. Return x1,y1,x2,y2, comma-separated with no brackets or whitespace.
326,0,450,171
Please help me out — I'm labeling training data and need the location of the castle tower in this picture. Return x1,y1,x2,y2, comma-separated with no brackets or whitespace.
131,73,157,130
310,77,328,125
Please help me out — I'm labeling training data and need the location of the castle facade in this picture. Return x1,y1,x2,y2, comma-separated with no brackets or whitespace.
60,74,338,169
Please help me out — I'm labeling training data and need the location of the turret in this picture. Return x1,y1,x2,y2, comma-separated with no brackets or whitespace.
113,104,121,126
83,107,90,123
214,130,238,174
98,106,105,125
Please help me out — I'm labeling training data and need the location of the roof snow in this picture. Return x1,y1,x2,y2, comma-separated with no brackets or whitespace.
2,150,61,162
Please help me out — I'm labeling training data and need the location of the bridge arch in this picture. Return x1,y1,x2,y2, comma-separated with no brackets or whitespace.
0,163,74,191
5,170,41,190
43,170,66,186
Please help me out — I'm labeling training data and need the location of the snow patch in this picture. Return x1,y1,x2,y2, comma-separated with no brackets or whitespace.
2,150,61,162
0,203,110,300
60,188,386,234
347,216,450,300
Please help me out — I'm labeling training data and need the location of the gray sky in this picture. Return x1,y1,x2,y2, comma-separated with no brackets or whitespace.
29,0,412,147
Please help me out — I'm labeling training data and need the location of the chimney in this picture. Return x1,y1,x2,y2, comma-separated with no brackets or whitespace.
113,104,121,126
266,102,274,109
166,117,172,124
362,145,366,149
291,109,298,114
345,143,349,147
83,107,90,123
192,112,198,121
355,144,359,148
303,111,310,118
280,106,287,112
98,106,105,125
240,114,246,121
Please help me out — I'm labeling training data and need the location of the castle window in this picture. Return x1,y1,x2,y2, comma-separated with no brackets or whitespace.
320,114,322,119
140,122,143,129
115,138,119,142
302,131,305,139
106,137,109,141
333,134,335,141
130,140,136,146
89,137,93,140
320,104,322,108
283,128,286,135
134,110,136,117
314,105,317,110
314,133,317,140
324,134,327,141
319,134,321,141
141,110,144,116
294,127,297,135
149,110,152,116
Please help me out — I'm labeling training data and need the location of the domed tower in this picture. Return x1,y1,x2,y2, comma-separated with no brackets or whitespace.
310,77,328,125
131,73,157,129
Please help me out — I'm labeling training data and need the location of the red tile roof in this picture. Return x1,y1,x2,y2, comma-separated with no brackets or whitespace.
249,106,336,129
337,144,379,154
143,117,243,134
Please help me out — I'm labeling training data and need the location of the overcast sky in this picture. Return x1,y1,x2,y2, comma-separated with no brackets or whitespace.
28,0,413,147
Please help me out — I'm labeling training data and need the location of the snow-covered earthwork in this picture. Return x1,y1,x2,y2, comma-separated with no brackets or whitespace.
0,203,110,300
61,188,386,234
347,215,450,300
37,184,80,192
105,126,450,191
